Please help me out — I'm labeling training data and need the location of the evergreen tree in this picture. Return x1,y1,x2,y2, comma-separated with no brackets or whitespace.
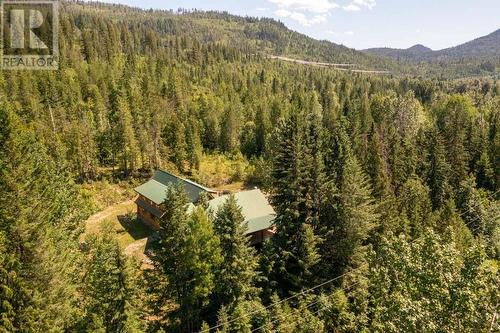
427,130,452,209
366,126,392,199
80,228,144,332
0,105,90,331
267,110,321,296
434,95,476,190
0,232,36,333
397,177,433,237
213,196,259,310
220,103,242,153
475,150,495,190
254,105,270,156
151,185,221,332
186,116,203,171
164,115,188,172
320,154,378,278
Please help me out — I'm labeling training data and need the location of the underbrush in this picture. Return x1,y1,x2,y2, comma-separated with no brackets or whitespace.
193,153,250,188
80,178,142,213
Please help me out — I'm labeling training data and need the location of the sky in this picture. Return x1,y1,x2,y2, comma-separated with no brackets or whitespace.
98,0,500,50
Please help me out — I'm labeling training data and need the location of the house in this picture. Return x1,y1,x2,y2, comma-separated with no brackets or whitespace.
207,189,276,246
134,170,275,245
134,169,218,229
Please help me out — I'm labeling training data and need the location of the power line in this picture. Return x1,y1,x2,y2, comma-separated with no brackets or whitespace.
250,281,361,332
247,190,500,332
200,269,353,332
201,189,499,332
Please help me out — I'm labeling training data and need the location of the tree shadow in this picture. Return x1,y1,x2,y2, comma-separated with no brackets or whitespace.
144,233,160,254
117,212,154,241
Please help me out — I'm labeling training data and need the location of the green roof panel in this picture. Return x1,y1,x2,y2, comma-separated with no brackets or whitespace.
208,189,276,235
135,170,216,205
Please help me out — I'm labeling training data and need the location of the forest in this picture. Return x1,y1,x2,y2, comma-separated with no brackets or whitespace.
0,1,499,332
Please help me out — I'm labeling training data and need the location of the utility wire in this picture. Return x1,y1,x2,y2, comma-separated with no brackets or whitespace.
201,189,499,332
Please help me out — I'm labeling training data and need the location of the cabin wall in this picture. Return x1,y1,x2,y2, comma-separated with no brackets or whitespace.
248,229,274,246
137,205,160,229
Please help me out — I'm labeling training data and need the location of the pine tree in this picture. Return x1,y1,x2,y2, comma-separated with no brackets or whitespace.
434,95,476,190
80,228,144,332
254,105,270,156
220,103,242,153
0,105,90,331
428,130,452,209
322,85,341,131
366,126,392,199
267,109,322,296
186,116,203,171
304,92,326,228
163,115,188,172
212,195,259,312
109,87,140,173
320,155,378,278
475,151,495,190
118,95,140,174
0,232,36,333
397,177,433,237
151,185,221,332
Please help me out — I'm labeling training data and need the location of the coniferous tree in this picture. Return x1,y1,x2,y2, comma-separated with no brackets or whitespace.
220,103,242,153
0,232,36,333
213,195,259,310
117,94,140,174
320,153,378,278
164,115,188,172
366,126,391,199
80,228,144,332
267,109,321,296
0,105,90,331
1,5,500,330
397,177,433,237
151,185,221,332
428,130,452,209
186,116,203,171
255,105,270,156
434,95,476,191
475,151,495,190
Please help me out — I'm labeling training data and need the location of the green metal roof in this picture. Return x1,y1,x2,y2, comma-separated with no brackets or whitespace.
246,215,276,234
208,189,276,235
134,170,216,205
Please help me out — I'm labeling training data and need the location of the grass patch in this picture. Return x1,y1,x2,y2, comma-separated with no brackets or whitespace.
84,199,153,249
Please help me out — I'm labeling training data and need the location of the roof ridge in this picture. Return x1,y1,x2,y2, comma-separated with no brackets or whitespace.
156,169,216,193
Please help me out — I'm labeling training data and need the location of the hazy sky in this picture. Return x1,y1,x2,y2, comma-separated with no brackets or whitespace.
98,0,500,50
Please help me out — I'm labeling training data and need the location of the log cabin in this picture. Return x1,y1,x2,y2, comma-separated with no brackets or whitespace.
134,169,275,245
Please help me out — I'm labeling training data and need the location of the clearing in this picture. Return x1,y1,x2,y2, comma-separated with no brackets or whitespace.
83,199,154,261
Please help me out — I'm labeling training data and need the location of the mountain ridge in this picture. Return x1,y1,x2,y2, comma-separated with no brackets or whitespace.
62,1,498,78
362,28,500,62
62,1,392,71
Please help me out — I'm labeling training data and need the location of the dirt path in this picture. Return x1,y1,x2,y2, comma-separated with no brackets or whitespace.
85,199,135,229
124,238,148,255
84,198,156,263
85,199,135,226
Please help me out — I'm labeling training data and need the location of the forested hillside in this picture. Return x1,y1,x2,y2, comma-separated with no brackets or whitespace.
62,1,392,70
0,1,499,332
364,29,500,78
